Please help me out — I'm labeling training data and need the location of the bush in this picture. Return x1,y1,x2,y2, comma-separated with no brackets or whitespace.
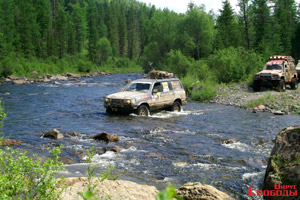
157,185,182,200
165,50,193,77
190,80,218,102
0,146,65,200
208,47,264,83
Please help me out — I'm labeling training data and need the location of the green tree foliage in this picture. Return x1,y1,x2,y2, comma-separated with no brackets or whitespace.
0,0,298,85
182,6,215,59
251,0,282,56
208,47,264,83
215,0,241,49
273,0,297,55
94,37,112,66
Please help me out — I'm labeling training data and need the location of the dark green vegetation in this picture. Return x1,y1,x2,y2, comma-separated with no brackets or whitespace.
0,0,300,100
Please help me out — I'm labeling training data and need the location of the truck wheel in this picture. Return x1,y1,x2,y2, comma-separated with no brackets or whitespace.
291,79,298,90
170,101,181,112
253,81,261,92
136,105,149,116
279,80,286,92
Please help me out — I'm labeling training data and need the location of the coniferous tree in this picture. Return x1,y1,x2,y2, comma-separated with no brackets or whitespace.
215,0,241,49
273,0,297,55
127,2,141,60
183,6,215,59
87,0,99,62
238,0,253,49
72,3,87,53
252,0,282,56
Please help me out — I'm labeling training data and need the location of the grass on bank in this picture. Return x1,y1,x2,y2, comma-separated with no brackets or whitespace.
242,93,275,108
0,54,143,78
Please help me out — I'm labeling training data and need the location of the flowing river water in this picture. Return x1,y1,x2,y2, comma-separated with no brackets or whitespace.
1,73,300,199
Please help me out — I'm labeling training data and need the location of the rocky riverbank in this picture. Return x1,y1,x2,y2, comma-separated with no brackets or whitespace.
263,126,300,199
210,83,300,115
60,178,234,200
0,70,110,85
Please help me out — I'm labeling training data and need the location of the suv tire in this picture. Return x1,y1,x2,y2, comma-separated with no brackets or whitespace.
170,101,181,112
291,78,298,90
279,79,286,92
136,105,149,116
253,81,261,92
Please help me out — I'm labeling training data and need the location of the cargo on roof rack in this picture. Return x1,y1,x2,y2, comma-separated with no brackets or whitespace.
144,70,176,79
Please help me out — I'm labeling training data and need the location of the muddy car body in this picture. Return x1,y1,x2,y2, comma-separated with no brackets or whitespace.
253,55,298,92
104,76,187,116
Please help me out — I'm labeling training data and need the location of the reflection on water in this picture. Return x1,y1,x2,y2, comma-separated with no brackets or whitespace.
1,73,300,200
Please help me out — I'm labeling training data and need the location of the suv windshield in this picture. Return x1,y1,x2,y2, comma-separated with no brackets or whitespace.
124,82,151,91
264,64,282,70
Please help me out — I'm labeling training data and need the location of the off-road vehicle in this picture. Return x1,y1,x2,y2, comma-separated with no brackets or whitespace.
104,70,187,116
253,55,298,92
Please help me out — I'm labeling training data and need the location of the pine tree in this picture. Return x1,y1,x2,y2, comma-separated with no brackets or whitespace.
72,3,86,53
87,0,99,62
54,2,68,58
127,2,141,60
215,0,241,49
273,0,297,55
238,0,253,49
183,6,215,59
34,0,52,58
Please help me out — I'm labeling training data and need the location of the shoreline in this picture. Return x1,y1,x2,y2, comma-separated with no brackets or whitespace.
210,83,300,115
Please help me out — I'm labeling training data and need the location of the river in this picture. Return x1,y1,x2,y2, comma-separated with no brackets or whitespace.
1,73,300,199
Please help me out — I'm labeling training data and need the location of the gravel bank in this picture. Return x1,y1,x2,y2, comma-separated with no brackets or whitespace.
210,83,300,115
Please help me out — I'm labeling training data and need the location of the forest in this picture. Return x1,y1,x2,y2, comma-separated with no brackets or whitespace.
0,0,299,100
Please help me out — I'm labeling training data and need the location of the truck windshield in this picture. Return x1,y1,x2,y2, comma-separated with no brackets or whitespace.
265,65,282,70
124,83,151,91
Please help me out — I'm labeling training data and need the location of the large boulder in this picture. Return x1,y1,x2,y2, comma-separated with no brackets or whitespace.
42,129,64,140
176,182,234,200
91,132,120,143
60,178,158,200
263,126,300,199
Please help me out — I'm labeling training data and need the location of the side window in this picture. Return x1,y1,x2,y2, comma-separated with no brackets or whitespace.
168,81,173,91
153,82,163,92
171,81,182,90
162,82,169,92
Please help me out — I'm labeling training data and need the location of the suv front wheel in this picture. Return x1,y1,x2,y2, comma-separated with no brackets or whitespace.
278,79,286,92
136,105,150,116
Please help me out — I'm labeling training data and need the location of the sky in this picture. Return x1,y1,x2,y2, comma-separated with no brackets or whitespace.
136,0,239,14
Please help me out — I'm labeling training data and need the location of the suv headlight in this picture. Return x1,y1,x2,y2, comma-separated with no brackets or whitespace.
105,98,110,102
273,74,280,79
254,75,260,79
124,99,131,104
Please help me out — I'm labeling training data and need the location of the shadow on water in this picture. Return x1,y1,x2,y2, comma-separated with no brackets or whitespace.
1,73,300,199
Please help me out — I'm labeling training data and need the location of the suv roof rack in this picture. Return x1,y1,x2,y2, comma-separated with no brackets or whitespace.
144,70,177,79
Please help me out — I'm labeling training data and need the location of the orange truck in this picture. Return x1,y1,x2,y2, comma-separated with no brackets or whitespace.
253,56,298,92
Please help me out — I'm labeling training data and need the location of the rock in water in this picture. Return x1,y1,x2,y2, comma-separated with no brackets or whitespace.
177,182,234,200
106,146,121,153
42,129,64,140
263,126,300,200
1,139,22,146
91,132,120,143
12,80,27,85
60,178,158,200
